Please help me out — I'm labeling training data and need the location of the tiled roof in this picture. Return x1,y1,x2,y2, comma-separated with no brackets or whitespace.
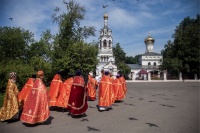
127,64,142,69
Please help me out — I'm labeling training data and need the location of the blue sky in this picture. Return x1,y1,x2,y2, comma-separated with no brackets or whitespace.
0,0,199,56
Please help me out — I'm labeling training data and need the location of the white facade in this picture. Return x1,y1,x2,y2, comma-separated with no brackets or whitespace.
128,33,163,80
140,55,162,66
96,13,118,78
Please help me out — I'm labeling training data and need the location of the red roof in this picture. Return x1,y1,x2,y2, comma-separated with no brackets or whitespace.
138,69,148,74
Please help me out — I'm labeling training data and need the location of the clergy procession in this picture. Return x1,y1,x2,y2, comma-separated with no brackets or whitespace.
0,69,127,125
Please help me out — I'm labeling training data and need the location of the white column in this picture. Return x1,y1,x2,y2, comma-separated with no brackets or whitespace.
194,74,198,80
163,71,167,81
132,72,135,80
158,71,160,78
148,72,151,81
179,72,182,81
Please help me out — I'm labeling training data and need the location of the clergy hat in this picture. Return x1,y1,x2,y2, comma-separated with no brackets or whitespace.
32,74,36,78
76,70,82,76
104,71,109,75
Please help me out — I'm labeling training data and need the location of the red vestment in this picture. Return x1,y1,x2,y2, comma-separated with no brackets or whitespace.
112,78,124,101
119,76,127,97
18,78,34,108
87,75,98,100
67,76,88,115
20,78,50,124
48,74,62,106
98,75,115,108
56,77,73,108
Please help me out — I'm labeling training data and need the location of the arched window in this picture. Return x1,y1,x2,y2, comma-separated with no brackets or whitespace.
109,40,111,48
103,40,106,47
148,62,151,66
153,62,156,66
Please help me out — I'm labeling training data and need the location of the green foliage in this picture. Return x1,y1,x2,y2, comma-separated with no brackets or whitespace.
0,93,4,107
51,0,97,77
0,27,34,62
125,54,141,64
161,14,200,77
117,62,131,79
53,41,98,76
52,0,95,50
0,60,35,91
113,43,131,77
113,43,126,63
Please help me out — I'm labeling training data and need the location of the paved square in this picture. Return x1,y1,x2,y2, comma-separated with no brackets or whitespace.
0,82,199,133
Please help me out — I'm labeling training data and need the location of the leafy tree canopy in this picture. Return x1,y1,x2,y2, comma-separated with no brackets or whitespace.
161,14,200,77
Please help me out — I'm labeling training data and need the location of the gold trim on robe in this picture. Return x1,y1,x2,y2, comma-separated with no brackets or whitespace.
48,74,62,106
98,75,115,107
56,77,73,108
0,79,19,121
20,78,50,124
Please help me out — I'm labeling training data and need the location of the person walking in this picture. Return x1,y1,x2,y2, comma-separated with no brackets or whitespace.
20,70,50,124
67,70,88,116
87,72,98,101
48,72,63,107
0,72,20,121
56,74,74,109
18,74,36,109
98,71,115,111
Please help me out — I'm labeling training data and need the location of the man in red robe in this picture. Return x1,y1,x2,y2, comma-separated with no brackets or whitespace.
20,70,50,124
98,71,115,111
87,72,98,101
56,74,74,109
119,74,127,98
67,70,88,116
48,72,63,107
112,74,124,102
18,74,36,109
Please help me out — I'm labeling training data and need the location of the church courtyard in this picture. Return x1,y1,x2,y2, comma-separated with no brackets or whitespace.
0,82,199,133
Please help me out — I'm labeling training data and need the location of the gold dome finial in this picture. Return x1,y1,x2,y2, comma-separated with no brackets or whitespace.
144,33,155,43
104,13,108,19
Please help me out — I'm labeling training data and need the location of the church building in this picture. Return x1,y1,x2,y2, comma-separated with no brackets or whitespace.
127,33,163,80
95,13,118,78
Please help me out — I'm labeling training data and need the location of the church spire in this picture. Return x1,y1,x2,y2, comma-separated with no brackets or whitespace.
104,12,108,28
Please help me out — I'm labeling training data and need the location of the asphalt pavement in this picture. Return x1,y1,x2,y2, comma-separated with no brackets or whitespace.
0,82,199,133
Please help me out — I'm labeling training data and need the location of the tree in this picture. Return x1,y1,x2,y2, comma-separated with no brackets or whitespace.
113,43,131,78
113,43,126,63
53,41,98,76
125,54,141,64
51,0,97,75
52,0,95,50
161,14,200,78
0,26,34,62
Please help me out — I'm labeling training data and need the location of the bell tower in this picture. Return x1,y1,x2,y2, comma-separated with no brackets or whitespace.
96,13,117,77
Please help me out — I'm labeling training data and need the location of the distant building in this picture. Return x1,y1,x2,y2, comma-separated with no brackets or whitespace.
127,33,163,80
96,13,118,79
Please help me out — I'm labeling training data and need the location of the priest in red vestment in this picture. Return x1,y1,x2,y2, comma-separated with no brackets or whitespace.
18,74,36,109
67,70,88,116
56,74,74,108
98,71,115,111
112,74,124,101
119,74,127,98
87,72,98,101
20,70,50,124
48,72,63,107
